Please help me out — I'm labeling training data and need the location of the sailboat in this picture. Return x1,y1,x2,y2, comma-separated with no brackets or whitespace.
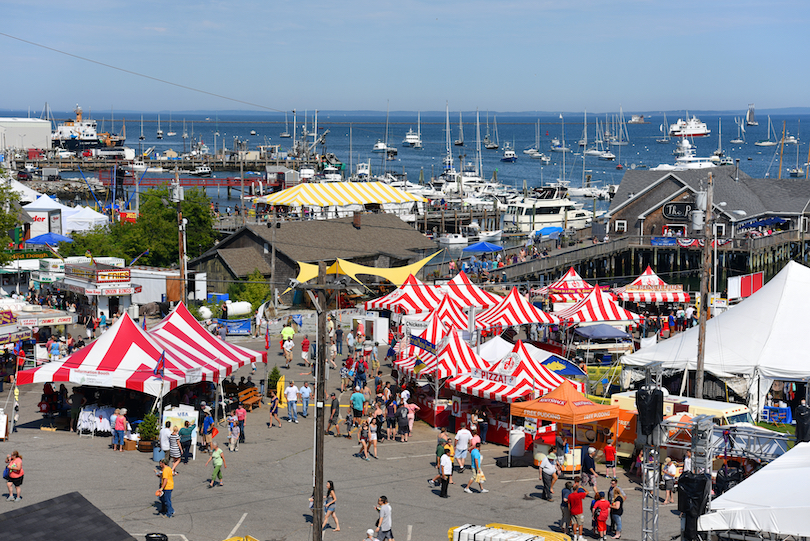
729,117,745,144
454,112,464,146
788,133,804,177
139,115,145,141
156,114,163,140
551,114,570,152
610,107,629,146
746,103,758,126
280,111,291,138
524,119,540,155
484,112,499,149
711,119,732,165
754,115,777,146
656,113,671,143
166,112,176,137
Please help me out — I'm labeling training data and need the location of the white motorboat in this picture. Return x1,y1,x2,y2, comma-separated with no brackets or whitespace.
597,150,616,161
478,229,503,242
504,186,594,232
129,160,165,173
501,143,517,162
652,139,717,170
437,233,469,245
402,112,423,148
550,137,570,152
669,115,711,137
372,139,388,153
188,165,213,177
531,152,551,164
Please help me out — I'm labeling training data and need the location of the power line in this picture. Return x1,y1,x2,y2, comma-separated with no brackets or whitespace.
0,32,284,113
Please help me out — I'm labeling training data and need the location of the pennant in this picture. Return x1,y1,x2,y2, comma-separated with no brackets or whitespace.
45,243,64,262
129,249,150,267
142,317,147,331
153,351,165,378
264,325,269,350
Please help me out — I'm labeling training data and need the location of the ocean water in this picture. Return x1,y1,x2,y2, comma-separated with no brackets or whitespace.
24,110,810,210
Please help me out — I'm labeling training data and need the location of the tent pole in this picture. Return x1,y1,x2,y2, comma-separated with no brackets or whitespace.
508,411,512,468
215,380,221,426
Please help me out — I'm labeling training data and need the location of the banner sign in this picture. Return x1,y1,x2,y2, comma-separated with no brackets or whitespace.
625,284,683,292
662,202,694,220
70,369,114,387
217,318,252,335
410,335,436,355
651,237,677,246
0,311,16,326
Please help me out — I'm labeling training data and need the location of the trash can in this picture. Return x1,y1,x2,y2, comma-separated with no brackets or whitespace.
509,430,525,457
152,445,163,463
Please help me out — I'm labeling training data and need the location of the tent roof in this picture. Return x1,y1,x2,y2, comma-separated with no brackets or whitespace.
260,181,426,206
478,336,587,377
698,442,810,536
463,241,503,253
477,287,559,327
8,179,42,203
534,267,594,297
16,313,186,397
435,331,491,379
25,231,73,245
574,324,632,340
553,286,641,323
23,194,73,212
415,294,469,331
365,274,443,314
439,270,502,309
614,265,691,303
511,380,620,424
622,261,810,380
446,340,584,403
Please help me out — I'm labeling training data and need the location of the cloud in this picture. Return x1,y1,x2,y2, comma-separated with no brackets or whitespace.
144,27,168,33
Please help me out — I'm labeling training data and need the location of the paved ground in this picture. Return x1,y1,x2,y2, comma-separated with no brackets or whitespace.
2,321,682,541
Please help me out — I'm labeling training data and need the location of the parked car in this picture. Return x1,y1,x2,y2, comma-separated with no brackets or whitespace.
16,171,31,180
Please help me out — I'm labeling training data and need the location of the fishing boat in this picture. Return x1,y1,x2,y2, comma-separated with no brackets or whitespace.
437,233,469,245
501,142,517,162
754,116,778,147
669,115,711,137
188,164,212,177
454,112,464,146
156,114,163,140
51,105,126,150
729,117,745,144
280,111,291,138
657,113,671,143
746,103,758,126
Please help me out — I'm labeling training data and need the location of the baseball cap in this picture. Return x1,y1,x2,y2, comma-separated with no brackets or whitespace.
367,529,375,536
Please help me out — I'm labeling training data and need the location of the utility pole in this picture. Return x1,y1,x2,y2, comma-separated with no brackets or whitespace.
173,168,186,305
270,209,277,315
696,172,713,399
240,152,246,226
312,262,328,541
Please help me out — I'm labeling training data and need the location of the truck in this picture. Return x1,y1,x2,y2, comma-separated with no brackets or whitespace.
611,390,754,459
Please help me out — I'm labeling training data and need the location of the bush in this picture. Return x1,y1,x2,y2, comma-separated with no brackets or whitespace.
138,412,160,441
267,365,282,397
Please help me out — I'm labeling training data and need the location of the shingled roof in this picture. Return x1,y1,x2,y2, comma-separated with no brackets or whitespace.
0,491,136,541
218,246,273,277
245,212,437,262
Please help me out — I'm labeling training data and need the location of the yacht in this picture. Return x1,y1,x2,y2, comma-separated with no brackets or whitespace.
669,116,711,137
437,233,469,245
550,137,570,152
188,164,213,177
501,143,517,162
531,152,551,164
402,128,420,147
372,139,388,153
504,186,594,232
651,139,717,171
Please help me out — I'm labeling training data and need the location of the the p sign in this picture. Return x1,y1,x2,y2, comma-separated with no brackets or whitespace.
451,396,462,418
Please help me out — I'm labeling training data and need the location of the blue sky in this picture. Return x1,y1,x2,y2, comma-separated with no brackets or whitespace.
2,0,808,114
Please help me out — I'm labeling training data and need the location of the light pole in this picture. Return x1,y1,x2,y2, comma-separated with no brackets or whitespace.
801,196,810,263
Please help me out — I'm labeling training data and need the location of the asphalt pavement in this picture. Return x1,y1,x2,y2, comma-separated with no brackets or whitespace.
2,321,682,541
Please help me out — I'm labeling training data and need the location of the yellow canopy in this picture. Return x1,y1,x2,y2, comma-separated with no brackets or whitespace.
259,181,426,207
284,251,442,293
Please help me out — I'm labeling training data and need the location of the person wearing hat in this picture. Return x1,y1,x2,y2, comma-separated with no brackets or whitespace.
540,452,558,501
364,529,379,541
326,392,341,437
350,385,365,426
201,406,214,453
662,456,677,505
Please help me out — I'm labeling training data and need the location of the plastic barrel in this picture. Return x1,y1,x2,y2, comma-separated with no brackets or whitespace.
152,445,163,462
509,430,525,457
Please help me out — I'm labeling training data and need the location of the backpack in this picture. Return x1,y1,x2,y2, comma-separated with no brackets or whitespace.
594,506,601,520
358,361,366,375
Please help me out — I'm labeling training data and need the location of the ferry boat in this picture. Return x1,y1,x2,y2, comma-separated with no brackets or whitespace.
504,186,594,232
669,116,711,137
628,115,646,124
52,105,126,151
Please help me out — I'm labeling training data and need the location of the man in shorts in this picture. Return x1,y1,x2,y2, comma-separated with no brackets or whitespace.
454,423,473,473
300,334,311,367
326,392,341,436
375,495,395,541
566,476,589,541
350,386,365,425
581,446,599,492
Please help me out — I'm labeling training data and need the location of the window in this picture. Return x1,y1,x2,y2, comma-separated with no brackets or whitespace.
614,220,627,233
714,223,726,237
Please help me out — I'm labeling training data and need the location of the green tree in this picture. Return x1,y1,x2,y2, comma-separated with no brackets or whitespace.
0,185,31,266
239,269,271,311
62,185,217,268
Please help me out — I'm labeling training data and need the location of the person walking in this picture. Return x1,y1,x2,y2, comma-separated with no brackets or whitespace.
284,380,300,423
662,457,677,505
179,420,195,463
322,480,340,531
566,476,589,541
610,484,625,539
346,330,355,360
454,423,473,472
160,421,173,462
301,334,311,367
464,442,488,494
358,420,371,461
559,481,573,536
4,451,24,502
228,413,240,452
300,382,312,418
539,452,558,501
439,447,453,498
582,447,599,492
374,495,395,541
268,390,282,428
283,337,294,368
326,392,341,436
205,442,226,487
335,326,343,355
156,458,174,517
604,439,617,479
201,407,214,453
235,402,247,443
169,426,182,474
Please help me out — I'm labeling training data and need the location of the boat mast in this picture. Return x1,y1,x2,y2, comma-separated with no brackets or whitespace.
476,108,482,177
445,102,453,172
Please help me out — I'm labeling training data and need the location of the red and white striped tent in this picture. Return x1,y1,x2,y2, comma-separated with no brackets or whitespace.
365,274,443,314
17,313,187,397
534,267,596,303
476,287,559,328
613,266,691,303
148,303,265,380
396,312,448,376
553,285,641,323
446,340,585,402
439,271,502,309
434,331,491,379
414,294,470,331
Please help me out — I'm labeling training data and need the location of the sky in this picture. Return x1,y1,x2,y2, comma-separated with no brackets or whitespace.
2,0,810,114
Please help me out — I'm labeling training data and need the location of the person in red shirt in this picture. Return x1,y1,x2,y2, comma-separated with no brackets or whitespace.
301,335,311,367
592,491,611,541
566,477,590,541
603,439,617,479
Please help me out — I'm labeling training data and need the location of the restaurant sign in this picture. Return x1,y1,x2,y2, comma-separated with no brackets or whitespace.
65,265,131,284
662,202,694,220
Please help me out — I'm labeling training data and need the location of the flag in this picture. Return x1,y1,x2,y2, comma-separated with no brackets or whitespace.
142,317,147,331
129,249,149,267
13,340,22,355
264,325,269,350
45,243,64,261
85,250,96,266
153,351,165,378
413,358,427,375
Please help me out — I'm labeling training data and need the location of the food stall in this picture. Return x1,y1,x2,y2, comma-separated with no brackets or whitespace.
56,263,142,319
511,381,620,474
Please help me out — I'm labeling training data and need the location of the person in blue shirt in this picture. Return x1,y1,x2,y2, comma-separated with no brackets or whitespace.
464,442,488,494
350,386,365,427
99,312,107,331
202,408,214,453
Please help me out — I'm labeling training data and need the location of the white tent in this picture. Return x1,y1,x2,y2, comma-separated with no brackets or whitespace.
7,179,42,203
23,194,74,212
64,206,109,233
479,336,557,365
622,261,810,414
698,442,810,536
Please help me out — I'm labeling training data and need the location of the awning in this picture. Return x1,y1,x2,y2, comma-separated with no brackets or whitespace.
553,286,641,323
476,287,559,327
438,270,502,310
260,181,426,207
511,380,619,424
613,266,691,303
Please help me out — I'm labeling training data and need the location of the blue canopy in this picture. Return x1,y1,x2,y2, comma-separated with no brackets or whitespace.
463,241,503,253
25,232,73,245
574,323,631,340
535,226,564,236
738,217,788,230
540,354,587,376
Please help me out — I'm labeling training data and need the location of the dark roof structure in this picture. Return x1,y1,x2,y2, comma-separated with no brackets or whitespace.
244,213,437,262
217,246,273,277
607,165,810,221
0,491,136,541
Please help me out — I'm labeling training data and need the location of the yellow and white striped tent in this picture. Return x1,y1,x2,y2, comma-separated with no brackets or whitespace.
257,182,426,207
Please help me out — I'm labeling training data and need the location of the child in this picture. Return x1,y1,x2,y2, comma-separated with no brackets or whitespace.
228,413,240,452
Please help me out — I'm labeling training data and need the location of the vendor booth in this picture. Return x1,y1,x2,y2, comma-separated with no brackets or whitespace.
57,263,142,319
476,287,559,328
437,270,502,309
613,265,691,304
403,294,469,333
533,267,597,309
364,274,443,314
511,380,620,474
